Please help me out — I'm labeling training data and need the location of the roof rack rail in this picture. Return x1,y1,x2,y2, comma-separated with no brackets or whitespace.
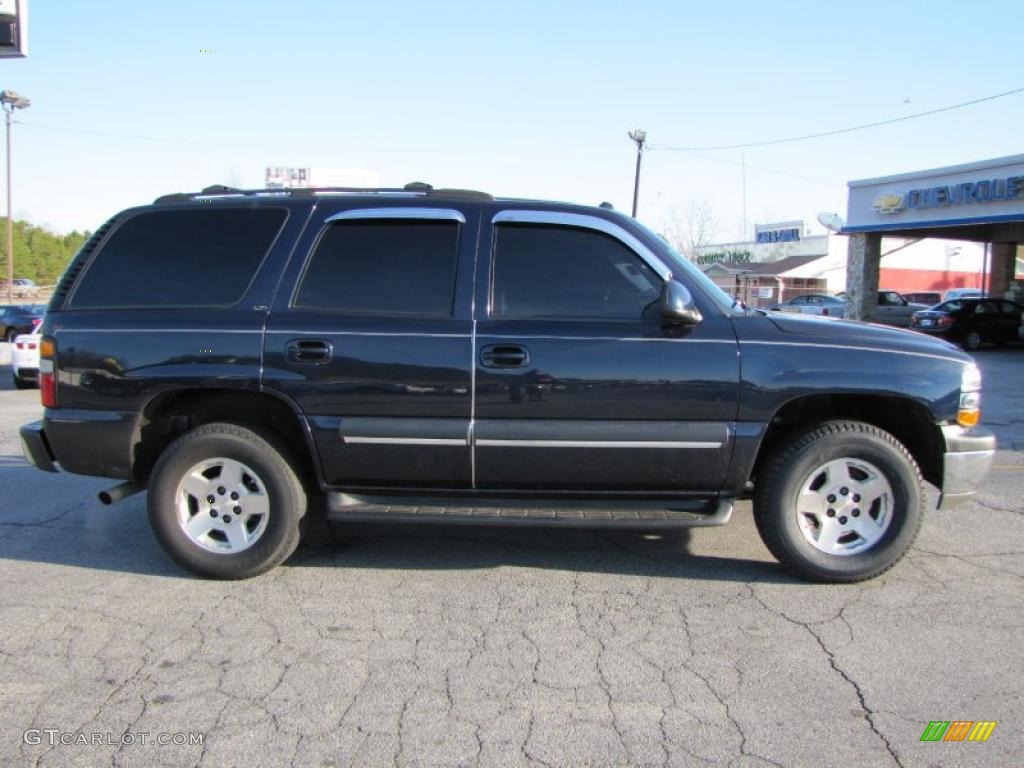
154,182,493,205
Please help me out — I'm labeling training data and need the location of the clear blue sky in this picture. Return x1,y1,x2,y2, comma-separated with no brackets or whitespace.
3,0,1023,240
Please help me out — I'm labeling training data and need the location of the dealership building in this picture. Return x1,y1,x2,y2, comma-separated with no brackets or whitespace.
697,154,1024,313
843,153,1024,320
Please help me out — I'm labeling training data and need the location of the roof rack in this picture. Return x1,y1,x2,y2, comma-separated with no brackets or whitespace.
154,182,494,205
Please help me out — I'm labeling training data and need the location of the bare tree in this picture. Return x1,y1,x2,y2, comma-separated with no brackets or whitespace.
660,199,721,261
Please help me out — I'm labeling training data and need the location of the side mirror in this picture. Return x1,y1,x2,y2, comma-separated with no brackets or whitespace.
660,280,703,326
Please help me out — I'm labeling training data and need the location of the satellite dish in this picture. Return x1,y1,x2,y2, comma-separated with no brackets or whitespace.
816,212,846,232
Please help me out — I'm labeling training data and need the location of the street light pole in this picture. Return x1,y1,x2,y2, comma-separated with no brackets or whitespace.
1,90,30,304
628,129,646,218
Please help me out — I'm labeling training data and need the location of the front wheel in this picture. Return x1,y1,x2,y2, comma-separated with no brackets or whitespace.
148,422,307,579
753,421,923,582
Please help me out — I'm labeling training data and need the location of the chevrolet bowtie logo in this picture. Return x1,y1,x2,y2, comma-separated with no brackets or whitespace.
872,194,905,214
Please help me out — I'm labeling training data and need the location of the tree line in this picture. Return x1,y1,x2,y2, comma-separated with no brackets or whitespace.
0,219,89,285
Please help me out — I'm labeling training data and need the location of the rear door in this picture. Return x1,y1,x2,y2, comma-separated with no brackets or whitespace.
472,208,740,493
262,204,478,489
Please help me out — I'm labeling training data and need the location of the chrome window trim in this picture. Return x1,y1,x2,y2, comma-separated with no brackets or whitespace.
325,207,466,224
490,210,672,281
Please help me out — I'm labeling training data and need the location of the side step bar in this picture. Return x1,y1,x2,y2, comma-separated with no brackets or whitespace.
327,493,733,529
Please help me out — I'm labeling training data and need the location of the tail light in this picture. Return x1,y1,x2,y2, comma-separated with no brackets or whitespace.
938,316,953,328
39,337,57,408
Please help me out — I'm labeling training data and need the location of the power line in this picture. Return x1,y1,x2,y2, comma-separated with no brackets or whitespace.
649,86,1024,151
663,147,841,186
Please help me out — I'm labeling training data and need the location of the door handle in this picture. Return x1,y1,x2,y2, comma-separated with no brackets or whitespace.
286,338,333,363
480,344,529,368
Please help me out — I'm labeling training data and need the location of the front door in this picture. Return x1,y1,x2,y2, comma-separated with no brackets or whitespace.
262,205,478,489
472,209,740,493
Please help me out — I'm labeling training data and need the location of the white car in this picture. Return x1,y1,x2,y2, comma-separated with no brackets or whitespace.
11,332,40,389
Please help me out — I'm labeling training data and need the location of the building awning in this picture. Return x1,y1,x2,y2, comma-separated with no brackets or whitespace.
843,153,1024,242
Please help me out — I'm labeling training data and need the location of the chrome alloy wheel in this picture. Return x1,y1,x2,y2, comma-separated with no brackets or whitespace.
175,457,270,554
795,458,893,556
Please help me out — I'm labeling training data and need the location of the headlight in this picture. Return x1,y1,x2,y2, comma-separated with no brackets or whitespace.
958,363,981,427
961,363,981,393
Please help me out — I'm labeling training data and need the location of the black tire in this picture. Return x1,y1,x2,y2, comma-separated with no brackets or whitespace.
4,328,16,342
753,420,923,583
962,330,983,351
148,422,307,579
12,372,34,389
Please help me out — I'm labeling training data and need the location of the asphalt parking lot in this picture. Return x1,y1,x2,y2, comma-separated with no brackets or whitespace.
0,344,1021,768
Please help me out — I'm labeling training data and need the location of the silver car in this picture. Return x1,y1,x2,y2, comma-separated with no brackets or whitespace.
770,293,845,318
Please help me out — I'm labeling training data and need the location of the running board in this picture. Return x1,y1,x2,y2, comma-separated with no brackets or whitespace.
326,493,733,529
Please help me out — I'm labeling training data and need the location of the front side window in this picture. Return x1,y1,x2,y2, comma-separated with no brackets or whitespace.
491,224,661,321
70,208,287,308
294,220,459,316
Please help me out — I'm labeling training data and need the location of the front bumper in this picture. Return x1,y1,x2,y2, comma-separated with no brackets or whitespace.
938,424,996,510
20,421,58,473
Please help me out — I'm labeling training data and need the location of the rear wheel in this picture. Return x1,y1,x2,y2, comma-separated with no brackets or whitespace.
963,330,983,351
4,328,16,342
148,422,306,579
754,420,923,582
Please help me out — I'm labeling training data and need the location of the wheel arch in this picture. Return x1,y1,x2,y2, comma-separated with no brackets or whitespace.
750,393,944,490
131,387,323,489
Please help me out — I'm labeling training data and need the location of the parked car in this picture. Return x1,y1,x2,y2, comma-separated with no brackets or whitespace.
944,288,984,301
768,293,845,317
0,278,40,298
901,291,942,307
0,303,45,342
876,290,929,328
19,183,995,584
910,297,1024,350
773,292,926,327
11,332,40,389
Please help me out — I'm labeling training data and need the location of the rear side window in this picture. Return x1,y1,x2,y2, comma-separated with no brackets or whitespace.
491,224,661,321
293,220,459,316
70,208,287,308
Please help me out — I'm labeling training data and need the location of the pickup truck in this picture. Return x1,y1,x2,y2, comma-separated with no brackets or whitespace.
19,184,996,582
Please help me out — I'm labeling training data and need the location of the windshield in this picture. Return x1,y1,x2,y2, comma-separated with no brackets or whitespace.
630,219,735,314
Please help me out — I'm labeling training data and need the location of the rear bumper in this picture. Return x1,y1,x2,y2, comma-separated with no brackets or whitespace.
938,424,996,510
19,421,58,473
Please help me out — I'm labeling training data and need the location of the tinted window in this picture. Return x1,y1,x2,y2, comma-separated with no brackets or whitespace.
294,220,459,316
71,208,286,308
492,224,661,321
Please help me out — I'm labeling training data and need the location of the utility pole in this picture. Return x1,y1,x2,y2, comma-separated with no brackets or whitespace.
628,129,646,217
1,90,31,304
741,152,747,243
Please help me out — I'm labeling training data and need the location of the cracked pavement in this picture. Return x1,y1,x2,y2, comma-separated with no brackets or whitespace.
0,347,1021,767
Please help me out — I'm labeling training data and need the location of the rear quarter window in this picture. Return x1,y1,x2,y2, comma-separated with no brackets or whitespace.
69,207,287,309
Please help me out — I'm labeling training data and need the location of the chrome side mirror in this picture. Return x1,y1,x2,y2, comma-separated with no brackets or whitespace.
660,280,703,326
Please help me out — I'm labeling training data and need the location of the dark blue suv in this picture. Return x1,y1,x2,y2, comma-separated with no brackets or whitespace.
19,184,995,582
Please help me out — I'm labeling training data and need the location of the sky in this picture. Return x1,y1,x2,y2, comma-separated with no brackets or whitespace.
2,0,1023,242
